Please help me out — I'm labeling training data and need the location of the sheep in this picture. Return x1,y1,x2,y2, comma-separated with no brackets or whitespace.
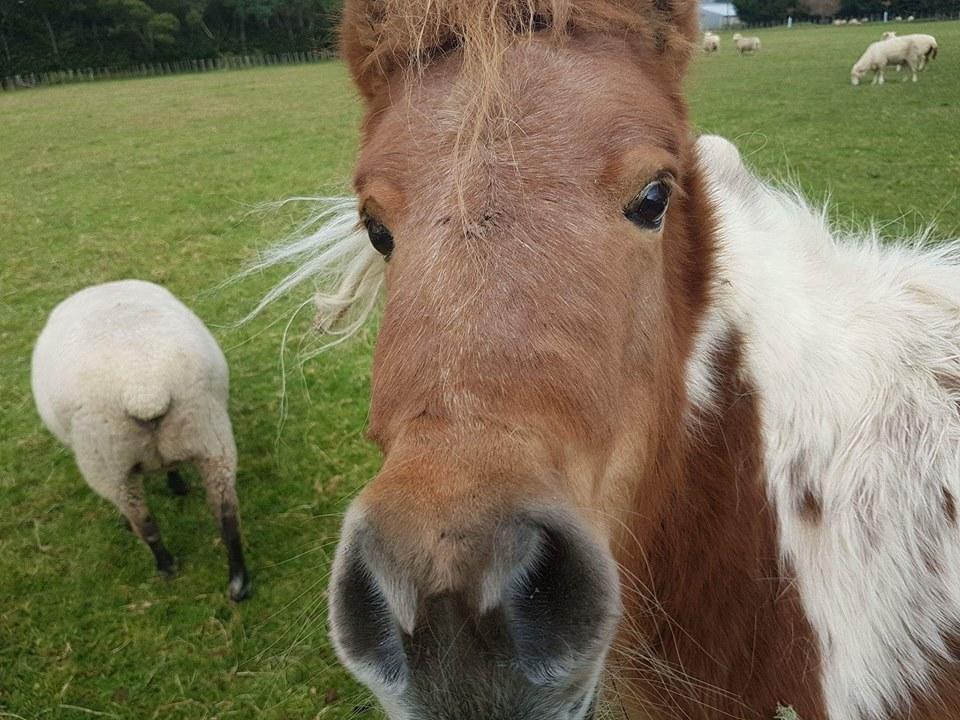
702,31,720,53
850,35,922,85
31,279,252,602
907,15,915,21
899,33,938,69
895,15,903,21
878,31,908,72
732,33,761,54
848,18,861,24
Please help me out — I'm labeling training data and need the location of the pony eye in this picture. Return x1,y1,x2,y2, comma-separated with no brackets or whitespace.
624,180,671,231
364,215,394,258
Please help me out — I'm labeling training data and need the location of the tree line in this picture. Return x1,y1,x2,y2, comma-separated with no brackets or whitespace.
735,0,958,24
0,0,339,76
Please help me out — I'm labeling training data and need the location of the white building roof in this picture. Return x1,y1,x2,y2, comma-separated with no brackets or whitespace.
700,2,738,16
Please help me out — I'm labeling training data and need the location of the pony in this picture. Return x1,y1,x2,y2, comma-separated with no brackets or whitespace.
258,0,960,717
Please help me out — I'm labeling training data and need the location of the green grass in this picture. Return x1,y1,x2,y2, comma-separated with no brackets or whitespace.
1,21,958,719
689,21,960,235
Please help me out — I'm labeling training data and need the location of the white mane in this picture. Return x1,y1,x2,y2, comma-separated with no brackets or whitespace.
238,198,385,351
694,136,960,720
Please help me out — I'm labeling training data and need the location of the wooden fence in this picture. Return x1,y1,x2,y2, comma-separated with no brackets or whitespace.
1,50,338,92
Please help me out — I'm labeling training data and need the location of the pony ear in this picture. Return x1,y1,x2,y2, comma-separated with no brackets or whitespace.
340,0,394,101
644,0,700,70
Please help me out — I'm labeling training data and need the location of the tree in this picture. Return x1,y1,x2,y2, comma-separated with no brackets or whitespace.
100,0,180,53
734,0,793,23
0,0,342,76
221,0,277,52
799,0,841,16
29,0,67,64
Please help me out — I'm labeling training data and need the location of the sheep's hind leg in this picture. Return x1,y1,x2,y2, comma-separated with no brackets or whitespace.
167,469,189,496
118,477,177,576
198,456,251,602
73,426,177,578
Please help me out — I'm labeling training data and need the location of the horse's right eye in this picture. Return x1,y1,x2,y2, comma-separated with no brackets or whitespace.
624,180,671,231
364,216,394,259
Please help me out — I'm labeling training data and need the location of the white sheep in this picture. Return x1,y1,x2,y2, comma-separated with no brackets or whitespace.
880,31,904,71
702,31,720,53
32,279,252,601
848,18,861,24
850,36,922,85
899,33,938,69
732,33,761,54
907,15,915,21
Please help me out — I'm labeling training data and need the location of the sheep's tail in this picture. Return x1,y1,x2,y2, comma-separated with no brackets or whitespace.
123,385,172,423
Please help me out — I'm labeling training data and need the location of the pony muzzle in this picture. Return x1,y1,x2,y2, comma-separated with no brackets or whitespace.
328,499,623,717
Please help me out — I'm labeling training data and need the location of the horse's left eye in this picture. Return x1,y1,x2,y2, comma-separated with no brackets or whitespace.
625,180,671,231
363,215,394,258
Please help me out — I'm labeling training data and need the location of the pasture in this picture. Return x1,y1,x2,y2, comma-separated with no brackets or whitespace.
1,19,958,720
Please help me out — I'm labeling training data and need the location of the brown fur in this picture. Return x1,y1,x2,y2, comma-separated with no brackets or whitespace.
342,0,697,206
609,334,824,719
327,1,926,718
341,0,698,99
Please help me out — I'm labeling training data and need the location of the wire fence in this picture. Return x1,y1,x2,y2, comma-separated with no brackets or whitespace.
1,49,338,92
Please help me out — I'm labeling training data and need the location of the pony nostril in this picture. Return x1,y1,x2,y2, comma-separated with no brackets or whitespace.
502,517,622,686
329,528,410,691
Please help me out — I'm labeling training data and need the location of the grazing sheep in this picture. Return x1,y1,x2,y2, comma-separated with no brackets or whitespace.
849,18,861,24
732,33,761,54
833,18,847,24
900,33,938,69
850,35,922,85
880,31,904,71
907,15,915,21
702,31,720,53
32,280,252,601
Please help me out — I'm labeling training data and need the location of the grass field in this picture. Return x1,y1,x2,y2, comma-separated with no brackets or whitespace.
1,20,959,720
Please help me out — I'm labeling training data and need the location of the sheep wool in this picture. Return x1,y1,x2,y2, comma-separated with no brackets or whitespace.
850,35,924,85
732,33,762,54
32,279,252,601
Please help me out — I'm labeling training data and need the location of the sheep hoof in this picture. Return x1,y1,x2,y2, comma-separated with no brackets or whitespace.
156,554,179,578
167,470,189,496
229,573,253,602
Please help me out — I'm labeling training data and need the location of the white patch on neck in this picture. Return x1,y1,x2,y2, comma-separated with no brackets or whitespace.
690,135,960,720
